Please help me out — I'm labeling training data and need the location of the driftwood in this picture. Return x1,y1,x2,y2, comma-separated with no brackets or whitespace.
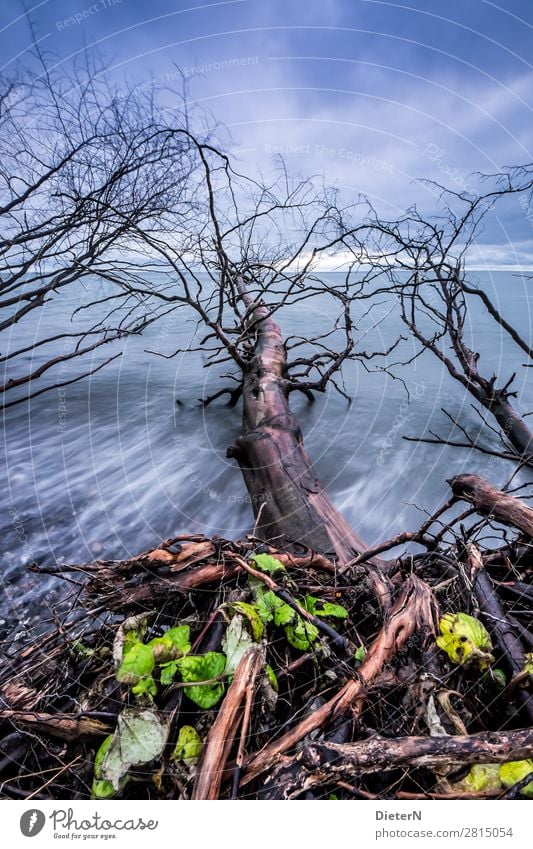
262,728,533,798
0,711,112,740
451,474,533,536
465,544,533,725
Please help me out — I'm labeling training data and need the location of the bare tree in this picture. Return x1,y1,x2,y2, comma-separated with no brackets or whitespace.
114,153,398,561
0,51,206,408
7,48,533,568
1,49,398,562
348,170,533,465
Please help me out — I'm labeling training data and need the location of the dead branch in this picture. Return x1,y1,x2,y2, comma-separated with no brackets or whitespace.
242,574,437,786
192,646,263,800
450,474,533,536
264,728,533,798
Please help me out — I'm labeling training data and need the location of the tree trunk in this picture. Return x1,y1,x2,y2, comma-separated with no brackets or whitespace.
481,394,533,461
227,278,372,565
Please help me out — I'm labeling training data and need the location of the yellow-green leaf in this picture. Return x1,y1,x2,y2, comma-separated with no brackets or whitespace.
227,602,265,641
148,625,191,661
116,643,155,684
265,663,279,693
132,675,158,699
453,764,502,793
499,760,533,797
436,613,494,670
251,553,286,575
172,726,202,764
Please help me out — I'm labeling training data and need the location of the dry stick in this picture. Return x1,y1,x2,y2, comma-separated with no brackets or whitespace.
265,728,533,799
241,574,437,786
466,544,533,725
301,727,533,780
0,711,112,740
192,647,263,800
231,668,256,799
343,531,421,568
341,496,457,572
101,560,242,608
26,755,83,802
450,473,533,536
236,557,354,654
270,550,338,574
95,548,338,611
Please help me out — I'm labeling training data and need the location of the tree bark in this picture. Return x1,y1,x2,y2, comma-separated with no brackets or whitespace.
261,728,533,798
227,278,374,565
480,394,533,460
450,473,533,536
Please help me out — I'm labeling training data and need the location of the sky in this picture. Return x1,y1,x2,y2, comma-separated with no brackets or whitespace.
2,0,533,268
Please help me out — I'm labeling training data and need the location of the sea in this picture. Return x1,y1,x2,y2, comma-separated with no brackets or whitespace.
1,271,532,636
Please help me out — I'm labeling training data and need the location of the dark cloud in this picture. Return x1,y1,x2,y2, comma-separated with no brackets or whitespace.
2,0,533,264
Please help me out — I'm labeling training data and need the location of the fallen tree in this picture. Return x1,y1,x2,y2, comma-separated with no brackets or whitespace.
2,50,533,801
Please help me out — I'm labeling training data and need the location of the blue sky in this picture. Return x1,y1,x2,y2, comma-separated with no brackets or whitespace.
2,0,533,267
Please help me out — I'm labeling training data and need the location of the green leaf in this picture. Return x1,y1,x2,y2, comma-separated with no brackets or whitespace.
256,590,294,626
285,618,319,651
273,600,295,627
172,726,202,764
116,643,155,685
251,553,286,575
265,664,279,693
499,760,533,797
491,668,507,688
92,735,127,799
92,779,117,799
176,652,226,709
354,645,366,662
227,602,265,641
304,595,348,619
160,660,180,685
223,615,255,677
132,676,158,699
255,591,274,623
523,653,533,675
148,625,191,661
113,612,152,668
101,709,168,791
250,578,320,652
436,612,494,670
453,764,502,794
123,629,142,654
